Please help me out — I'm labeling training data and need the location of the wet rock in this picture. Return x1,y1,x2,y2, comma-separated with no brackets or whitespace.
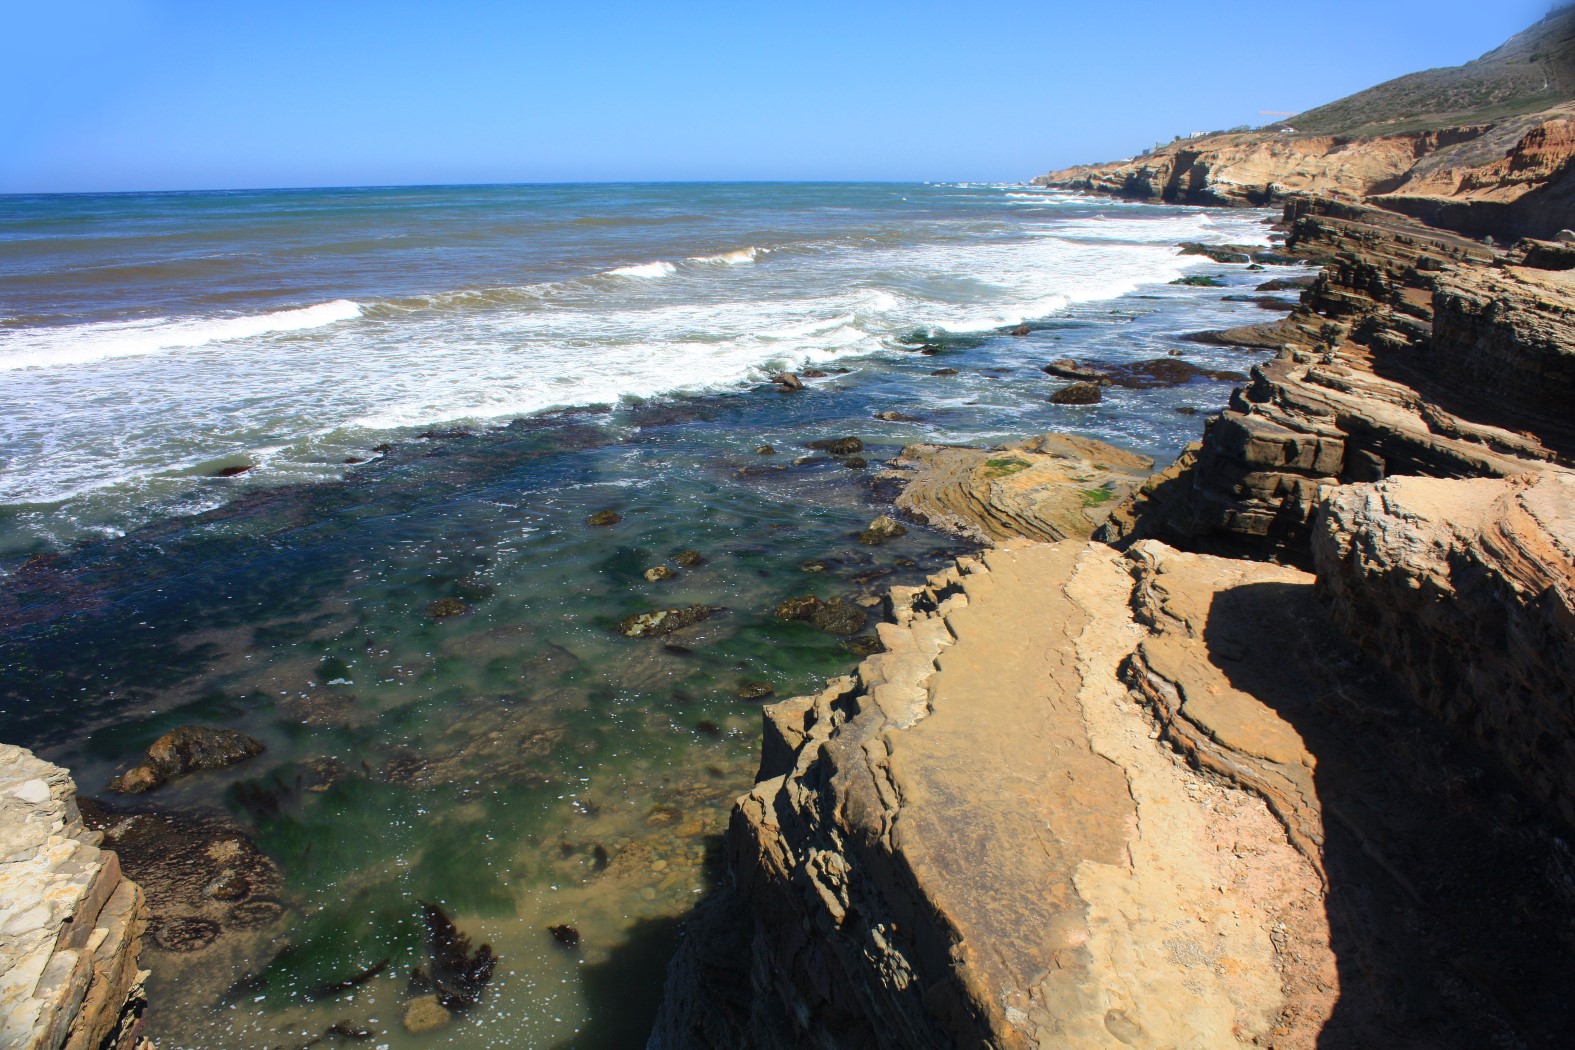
775,595,868,636
1102,359,1248,389
585,509,623,526
643,565,675,583
1007,324,1031,336
1256,275,1315,292
735,680,775,700
843,635,884,657
107,764,165,794
372,443,394,454
843,456,868,469
548,924,581,948
1049,382,1103,405
402,995,451,1033
772,373,804,391
151,916,220,952
213,463,253,477
1041,358,1110,381
695,720,722,738
755,444,775,455
800,369,828,378
343,456,367,464
1178,241,1253,264
112,725,265,795
808,436,863,455
859,515,907,545
673,549,705,567
205,871,250,901
425,597,469,619
417,429,474,440
1170,275,1226,287
929,367,959,376
1221,294,1301,310
873,410,920,422
616,605,722,638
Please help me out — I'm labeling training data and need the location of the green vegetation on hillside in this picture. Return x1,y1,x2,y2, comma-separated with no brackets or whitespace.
1280,6,1575,136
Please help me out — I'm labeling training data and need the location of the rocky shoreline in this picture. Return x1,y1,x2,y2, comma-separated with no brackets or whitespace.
646,188,1575,1046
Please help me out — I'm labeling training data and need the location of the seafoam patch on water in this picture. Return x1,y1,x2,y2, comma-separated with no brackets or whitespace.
0,187,1278,532
0,300,363,372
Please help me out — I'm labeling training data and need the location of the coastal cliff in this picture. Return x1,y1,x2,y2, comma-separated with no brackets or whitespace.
1035,9,1575,240
0,745,151,1050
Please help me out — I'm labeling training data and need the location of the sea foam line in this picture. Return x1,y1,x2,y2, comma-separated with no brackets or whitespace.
0,299,363,373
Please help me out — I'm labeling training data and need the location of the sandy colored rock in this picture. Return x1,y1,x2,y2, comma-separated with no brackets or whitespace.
0,745,150,1050
877,433,1152,544
402,995,451,1033
1314,471,1575,825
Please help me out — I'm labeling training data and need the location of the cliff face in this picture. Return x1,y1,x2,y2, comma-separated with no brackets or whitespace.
1314,472,1575,826
1035,108,1575,239
1102,196,1575,558
0,745,151,1050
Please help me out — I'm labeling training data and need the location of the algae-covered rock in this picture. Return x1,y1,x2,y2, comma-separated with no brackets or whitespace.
858,515,907,545
616,605,721,638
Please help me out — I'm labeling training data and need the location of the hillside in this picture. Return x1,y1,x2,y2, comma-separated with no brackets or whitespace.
1034,9,1575,240
1283,6,1575,136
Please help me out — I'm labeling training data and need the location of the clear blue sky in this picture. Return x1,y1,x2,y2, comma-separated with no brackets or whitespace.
0,0,1556,192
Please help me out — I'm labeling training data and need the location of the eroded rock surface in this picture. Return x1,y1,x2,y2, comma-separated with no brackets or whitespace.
0,745,151,1050
652,540,1575,1048
1101,197,1575,557
1314,472,1575,826
876,434,1153,544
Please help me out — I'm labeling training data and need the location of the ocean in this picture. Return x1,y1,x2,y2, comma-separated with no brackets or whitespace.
0,182,1298,1047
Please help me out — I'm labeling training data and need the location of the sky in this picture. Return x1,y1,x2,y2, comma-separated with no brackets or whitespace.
0,0,1559,192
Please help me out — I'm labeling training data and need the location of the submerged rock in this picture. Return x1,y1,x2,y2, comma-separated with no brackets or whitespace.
425,597,468,619
929,367,958,376
402,996,451,1033
754,444,776,455
873,410,920,422
858,515,907,545
643,565,675,583
809,436,864,456
1048,382,1102,405
775,595,867,636
110,725,266,793
1041,358,1109,381
673,549,705,567
616,605,722,638
735,680,775,700
585,509,623,526
547,924,581,948
1170,274,1226,287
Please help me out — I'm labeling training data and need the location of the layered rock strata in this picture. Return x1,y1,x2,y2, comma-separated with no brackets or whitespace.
1314,472,1575,826
0,745,151,1050
874,434,1153,544
652,537,1575,1047
1101,196,1575,557
1034,105,1575,241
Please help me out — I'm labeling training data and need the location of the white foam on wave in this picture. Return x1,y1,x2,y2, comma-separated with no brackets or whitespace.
689,246,761,265
604,260,678,278
0,300,363,373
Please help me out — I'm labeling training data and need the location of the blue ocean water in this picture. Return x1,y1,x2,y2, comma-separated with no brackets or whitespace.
0,182,1306,1048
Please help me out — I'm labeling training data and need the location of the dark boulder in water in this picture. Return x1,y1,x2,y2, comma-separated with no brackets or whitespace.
755,444,775,455
1049,382,1103,405
548,924,581,948
213,464,252,477
421,902,496,1009
109,724,266,793
930,367,958,376
858,515,907,545
772,373,804,391
425,597,468,619
1171,275,1226,287
843,456,868,469
673,549,705,567
1007,324,1031,336
735,680,775,700
1042,358,1110,382
1102,359,1248,389
616,605,722,638
775,595,867,636
800,368,828,378
873,410,920,422
585,509,623,526
809,436,863,455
